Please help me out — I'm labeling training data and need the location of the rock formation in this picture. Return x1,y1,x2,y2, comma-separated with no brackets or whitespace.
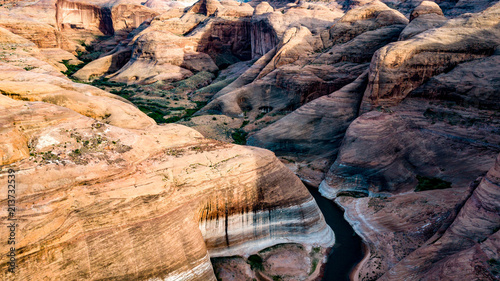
0,91,334,279
1,0,500,280
364,2,500,109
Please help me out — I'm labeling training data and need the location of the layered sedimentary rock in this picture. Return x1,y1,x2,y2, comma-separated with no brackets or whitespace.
364,2,500,109
0,9,76,52
0,93,334,280
0,64,155,129
247,72,368,185
379,153,500,280
319,97,500,198
56,0,158,36
314,3,500,279
0,27,71,77
201,1,406,121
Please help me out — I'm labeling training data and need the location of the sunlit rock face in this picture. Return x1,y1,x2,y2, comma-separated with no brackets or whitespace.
0,85,333,280
364,2,500,109
1,0,500,279
380,153,500,280
55,0,159,36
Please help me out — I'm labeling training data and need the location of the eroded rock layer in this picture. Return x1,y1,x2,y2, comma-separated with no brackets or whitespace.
0,91,333,280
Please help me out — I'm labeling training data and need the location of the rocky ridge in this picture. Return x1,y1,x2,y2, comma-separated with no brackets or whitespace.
0,0,499,280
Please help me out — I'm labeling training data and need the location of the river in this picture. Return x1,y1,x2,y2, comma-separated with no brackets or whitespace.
306,185,364,281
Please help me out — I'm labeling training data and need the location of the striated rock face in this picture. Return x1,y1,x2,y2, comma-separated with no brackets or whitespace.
0,93,334,280
0,27,71,77
72,49,132,81
364,2,500,109
2,0,500,280
319,98,500,198
380,153,500,280
0,64,156,129
327,0,408,46
56,0,158,36
0,9,76,52
56,0,114,35
247,72,368,186
410,53,500,111
336,184,473,281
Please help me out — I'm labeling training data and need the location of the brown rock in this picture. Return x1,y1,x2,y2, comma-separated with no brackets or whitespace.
254,1,274,15
0,65,156,129
0,94,334,280
379,153,500,280
327,0,408,46
247,72,369,186
410,1,444,21
364,2,500,109
72,48,131,81
0,9,76,52
0,27,67,78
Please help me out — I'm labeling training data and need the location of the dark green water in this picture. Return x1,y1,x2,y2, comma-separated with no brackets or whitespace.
306,185,364,281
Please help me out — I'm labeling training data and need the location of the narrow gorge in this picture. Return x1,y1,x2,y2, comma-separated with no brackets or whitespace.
0,0,499,280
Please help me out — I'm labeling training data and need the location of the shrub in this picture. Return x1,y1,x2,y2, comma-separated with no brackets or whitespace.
231,129,247,145
247,254,263,271
415,175,452,192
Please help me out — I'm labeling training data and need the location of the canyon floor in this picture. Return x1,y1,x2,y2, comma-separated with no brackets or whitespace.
0,0,499,280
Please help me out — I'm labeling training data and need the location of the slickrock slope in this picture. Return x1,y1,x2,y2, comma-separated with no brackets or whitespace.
364,2,500,109
2,0,500,279
398,1,447,40
380,153,500,280
0,27,73,77
247,72,369,186
312,3,500,280
0,64,156,129
201,1,404,121
0,81,333,280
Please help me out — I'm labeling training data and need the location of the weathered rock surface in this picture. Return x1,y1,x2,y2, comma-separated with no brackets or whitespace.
2,0,500,280
56,0,158,35
364,2,500,109
410,53,500,110
336,184,473,281
320,99,500,198
0,64,156,129
0,27,68,77
409,0,444,21
0,93,334,280
379,153,500,280
72,48,131,81
0,8,77,52
247,72,368,186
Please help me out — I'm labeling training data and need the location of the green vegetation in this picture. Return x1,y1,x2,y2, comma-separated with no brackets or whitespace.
61,60,86,77
247,254,263,271
414,175,452,192
310,259,318,275
231,129,247,145
256,112,266,120
337,190,368,198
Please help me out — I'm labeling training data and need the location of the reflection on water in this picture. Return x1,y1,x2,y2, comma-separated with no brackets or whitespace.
306,185,364,281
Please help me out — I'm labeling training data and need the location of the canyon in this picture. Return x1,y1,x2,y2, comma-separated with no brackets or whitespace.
0,0,499,280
